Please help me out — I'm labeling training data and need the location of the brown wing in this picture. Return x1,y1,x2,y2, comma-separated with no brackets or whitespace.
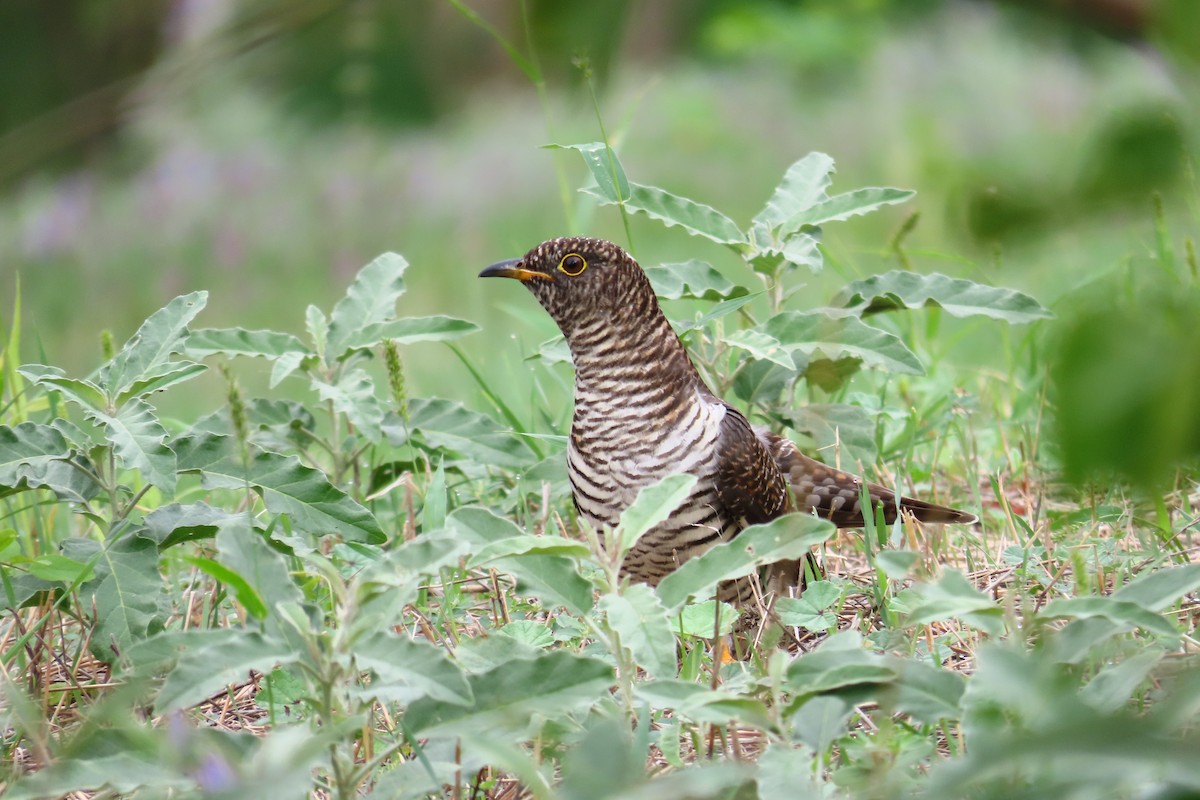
758,429,977,527
714,407,791,527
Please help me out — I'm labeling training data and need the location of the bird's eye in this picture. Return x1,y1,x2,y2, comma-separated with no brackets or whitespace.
558,253,587,276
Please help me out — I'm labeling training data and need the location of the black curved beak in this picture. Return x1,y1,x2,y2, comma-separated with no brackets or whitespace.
479,259,551,282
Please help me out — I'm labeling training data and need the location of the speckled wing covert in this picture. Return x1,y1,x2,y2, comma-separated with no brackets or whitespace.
758,430,978,526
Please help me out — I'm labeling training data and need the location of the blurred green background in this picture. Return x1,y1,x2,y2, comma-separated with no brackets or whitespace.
1,0,1197,451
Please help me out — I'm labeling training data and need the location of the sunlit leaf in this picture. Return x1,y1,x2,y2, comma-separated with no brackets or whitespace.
833,271,1053,322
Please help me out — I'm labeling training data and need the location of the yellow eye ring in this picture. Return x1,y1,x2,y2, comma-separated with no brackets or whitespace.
558,253,587,276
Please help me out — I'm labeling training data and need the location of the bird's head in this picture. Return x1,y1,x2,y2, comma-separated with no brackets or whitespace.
479,237,656,338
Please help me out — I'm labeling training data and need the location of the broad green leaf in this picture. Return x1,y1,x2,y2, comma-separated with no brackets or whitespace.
757,742,822,798
403,651,613,736
1040,596,1179,639
216,523,301,615
469,534,590,564
723,329,797,369
790,695,853,753
583,183,747,246
306,303,329,358
185,327,309,359
617,473,698,559
786,403,878,467
547,141,630,202
893,661,967,723
313,368,386,442
731,359,791,405
115,361,207,405
902,570,1004,635
453,633,543,674
1112,564,1200,611
875,549,921,579
100,291,208,397
63,534,164,664
26,553,95,584
86,397,177,495
327,252,409,354
751,152,836,234
635,679,773,729
0,422,100,502
645,260,748,301
656,514,834,611
785,631,897,696
1080,649,1163,713
341,314,479,351
355,633,473,706
675,600,739,637
3,754,188,800
175,432,385,544
600,584,677,679
18,364,108,411
143,502,241,547
270,350,308,387
747,232,824,275
448,506,593,614
779,186,914,236
392,398,537,469
156,629,297,712
185,555,269,619
761,311,924,375
833,271,1053,323
776,588,838,632
498,619,555,648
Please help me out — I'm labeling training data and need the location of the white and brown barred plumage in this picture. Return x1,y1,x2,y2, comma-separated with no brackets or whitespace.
480,237,976,598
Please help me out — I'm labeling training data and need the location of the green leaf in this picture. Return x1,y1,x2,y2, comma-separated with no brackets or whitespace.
636,679,773,729
784,631,897,696
327,252,409,354
655,514,834,611
786,403,878,468
1040,596,1179,639
1080,649,1163,713
470,535,591,564
675,600,739,637
723,329,797,369
449,507,594,614
790,695,853,753
3,754,187,800
893,661,967,723
175,433,386,544
63,534,164,664
100,291,208,398
601,584,677,679
115,361,207,405
902,570,1004,635
391,398,537,469
731,359,791,405
1112,564,1200,611
671,292,760,335
313,368,387,442
216,523,301,615
764,310,924,375
156,629,297,712
0,422,100,502
833,271,1053,323
85,398,176,496
355,633,473,706
186,555,269,619
751,152,836,234
185,327,309,359
583,183,747,246
617,473,698,559
547,141,630,202
779,186,914,236
18,364,109,411
143,502,242,547
353,315,478,349
403,651,613,736
498,619,555,648
645,260,748,301
26,553,95,584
